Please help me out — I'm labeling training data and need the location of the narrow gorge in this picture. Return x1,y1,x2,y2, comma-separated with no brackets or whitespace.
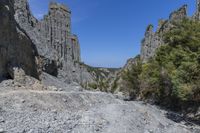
0,0,199,132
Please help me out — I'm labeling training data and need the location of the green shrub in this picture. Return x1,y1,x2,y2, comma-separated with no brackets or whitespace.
88,83,98,90
140,19,200,106
121,56,142,99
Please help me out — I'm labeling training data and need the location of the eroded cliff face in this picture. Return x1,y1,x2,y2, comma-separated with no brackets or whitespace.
14,0,58,61
0,0,40,81
36,2,80,65
35,2,84,83
141,5,188,62
140,1,200,62
0,0,94,84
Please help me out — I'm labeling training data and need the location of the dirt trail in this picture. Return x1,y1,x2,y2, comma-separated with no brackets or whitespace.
0,86,199,133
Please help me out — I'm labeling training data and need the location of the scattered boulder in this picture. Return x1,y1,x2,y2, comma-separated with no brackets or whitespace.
0,129,5,133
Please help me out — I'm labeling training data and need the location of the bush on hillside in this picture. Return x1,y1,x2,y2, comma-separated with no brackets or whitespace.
141,19,200,107
121,56,142,99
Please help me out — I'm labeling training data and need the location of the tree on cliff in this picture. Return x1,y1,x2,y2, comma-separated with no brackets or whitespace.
123,19,200,109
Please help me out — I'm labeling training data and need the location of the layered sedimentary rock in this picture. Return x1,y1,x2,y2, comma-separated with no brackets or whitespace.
0,0,93,84
141,5,188,62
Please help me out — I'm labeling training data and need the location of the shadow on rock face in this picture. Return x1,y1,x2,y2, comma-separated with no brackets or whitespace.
0,0,40,82
43,59,58,77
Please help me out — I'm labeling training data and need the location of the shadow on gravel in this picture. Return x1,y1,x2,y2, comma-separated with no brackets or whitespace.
165,111,200,126
135,101,200,127
0,77,8,83
0,74,13,83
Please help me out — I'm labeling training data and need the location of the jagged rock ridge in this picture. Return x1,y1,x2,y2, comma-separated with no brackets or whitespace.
141,0,200,62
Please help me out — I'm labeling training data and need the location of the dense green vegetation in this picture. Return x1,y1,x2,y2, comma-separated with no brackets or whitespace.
122,19,200,110
121,56,142,99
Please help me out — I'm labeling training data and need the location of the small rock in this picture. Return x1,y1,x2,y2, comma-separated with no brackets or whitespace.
53,116,57,121
52,109,57,114
49,86,58,91
47,124,51,129
27,129,34,133
0,129,5,133
95,128,100,132
144,130,150,133
22,129,26,133
0,118,5,123
18,85,22,88
21,99,25,103
149,129,154,133
33,108,37,111
63,98,67,102
58,88,63,91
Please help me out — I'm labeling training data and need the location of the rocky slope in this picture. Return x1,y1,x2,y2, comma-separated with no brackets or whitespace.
0,78,199,133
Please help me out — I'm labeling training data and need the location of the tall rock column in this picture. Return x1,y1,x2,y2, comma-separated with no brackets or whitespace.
36,2,83,83
141,25,155,62
38,2,71,62
70,35,81,62
194,0,200,20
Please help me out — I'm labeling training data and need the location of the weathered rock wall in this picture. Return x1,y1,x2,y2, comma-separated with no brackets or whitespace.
36,2,86,83
0,0,94,84
37,2,82,64
13,0,57,61
37,2,71,62
0,0,40,81
13,0,59,78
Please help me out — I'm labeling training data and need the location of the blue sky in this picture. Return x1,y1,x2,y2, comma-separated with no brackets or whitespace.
29,0,196,68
